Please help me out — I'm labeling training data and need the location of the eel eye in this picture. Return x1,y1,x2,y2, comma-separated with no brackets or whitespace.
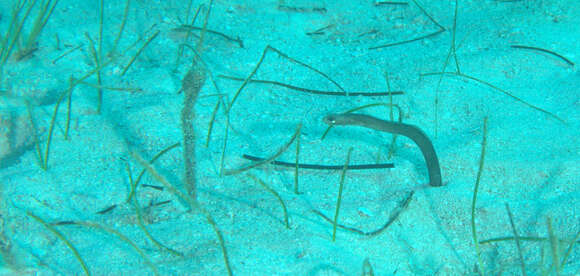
324,116,336,124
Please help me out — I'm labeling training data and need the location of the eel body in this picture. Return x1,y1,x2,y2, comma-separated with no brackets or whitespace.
323,113,443,187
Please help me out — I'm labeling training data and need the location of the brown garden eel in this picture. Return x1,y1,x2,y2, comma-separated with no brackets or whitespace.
323,113,443,187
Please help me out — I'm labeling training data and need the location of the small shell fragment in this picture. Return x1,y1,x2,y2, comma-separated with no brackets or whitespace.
357,206,374,217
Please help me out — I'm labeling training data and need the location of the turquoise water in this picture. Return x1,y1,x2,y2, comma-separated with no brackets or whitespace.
0,0,578,275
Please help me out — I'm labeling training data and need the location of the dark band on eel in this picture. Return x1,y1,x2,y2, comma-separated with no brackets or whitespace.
323,113,443,187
